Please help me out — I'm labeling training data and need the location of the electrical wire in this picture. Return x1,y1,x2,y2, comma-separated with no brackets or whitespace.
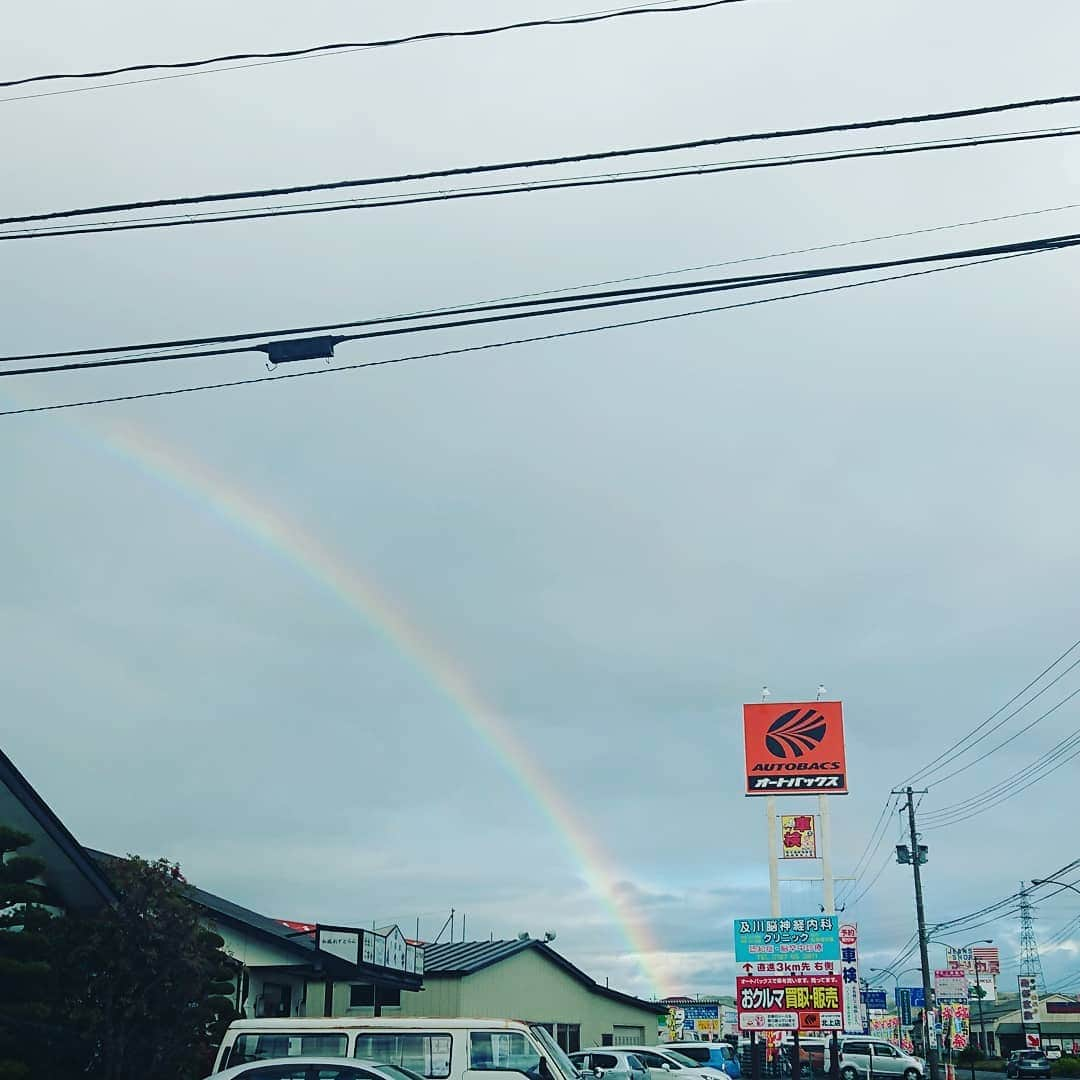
896,637,1080,788
0,1,746,90
924,731,1080,829
4,228,1075,371
6,124,1080,240
836,796,898,905
0,246,1043,419
922,678,1080,790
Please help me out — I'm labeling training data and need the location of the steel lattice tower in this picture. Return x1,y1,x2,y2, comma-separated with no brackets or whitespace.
1018,887,1047,993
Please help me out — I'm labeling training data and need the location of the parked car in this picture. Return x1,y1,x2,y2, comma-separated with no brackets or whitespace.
1005,1051,1051,1079
615,1046,728,1080
838,1038,925,1080
211,1017,579,1080
569,1050,649,1080
204,1058,425,1080
662,1042,742,1079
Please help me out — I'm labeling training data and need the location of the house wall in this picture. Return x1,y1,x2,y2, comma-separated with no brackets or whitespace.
399,949,656,1049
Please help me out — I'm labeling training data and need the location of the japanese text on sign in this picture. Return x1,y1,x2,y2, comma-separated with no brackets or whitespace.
734,916,841,963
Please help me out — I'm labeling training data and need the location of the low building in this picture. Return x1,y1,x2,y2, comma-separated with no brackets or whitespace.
974,994,1080,1057
400,938,660,1052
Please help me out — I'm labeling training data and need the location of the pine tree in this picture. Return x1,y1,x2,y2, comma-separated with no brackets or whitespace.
0,824,60,1080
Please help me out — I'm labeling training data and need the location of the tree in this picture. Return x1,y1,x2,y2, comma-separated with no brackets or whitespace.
53,855,237,1080
0,824,61,1080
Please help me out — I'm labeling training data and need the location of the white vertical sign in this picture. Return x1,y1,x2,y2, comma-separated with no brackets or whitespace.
840,923,862,1033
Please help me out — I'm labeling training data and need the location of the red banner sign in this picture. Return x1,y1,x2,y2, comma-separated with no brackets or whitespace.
743,701,849,796
737,974,845,1031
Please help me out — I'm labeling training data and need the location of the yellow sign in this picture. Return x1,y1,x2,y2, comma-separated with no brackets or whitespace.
780,814,817,859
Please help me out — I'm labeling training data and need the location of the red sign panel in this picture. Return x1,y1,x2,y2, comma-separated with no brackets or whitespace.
737,974,845,1031
743,701,849,796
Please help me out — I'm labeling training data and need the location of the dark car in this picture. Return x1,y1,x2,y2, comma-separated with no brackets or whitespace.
1006,1051,1051,1079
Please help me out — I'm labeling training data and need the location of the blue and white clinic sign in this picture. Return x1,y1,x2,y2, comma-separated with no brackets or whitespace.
733,916,842,964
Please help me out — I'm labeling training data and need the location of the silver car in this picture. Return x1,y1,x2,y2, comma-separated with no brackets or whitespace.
570,1050,650,1080
838,1039,926,1080
204,1059,426,1080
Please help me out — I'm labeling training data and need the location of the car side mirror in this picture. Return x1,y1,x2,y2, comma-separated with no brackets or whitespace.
594,1070,605,1079
662,1066,673,1072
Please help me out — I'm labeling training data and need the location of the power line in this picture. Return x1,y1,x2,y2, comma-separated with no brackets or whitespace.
837,796,897,905
921,679,1080,791
0,1,747,91
3,231,1073,377
923,728,1080,829
0,246,1043,419
896,637,1080,788
9,127,1080,245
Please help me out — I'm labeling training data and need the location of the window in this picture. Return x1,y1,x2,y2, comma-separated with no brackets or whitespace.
228,1033,349,1067
554,1025,581,1055
376,986,402,1008
470,1031,542,1074
841,1043,872,1057
256,981,294,1018
354,1032,452,1079
592,1055,618,1070
676,1049,710,1064
351,985,376,1008
872,1044,899,1058
637,1052,668,1069
627,1057,646,1072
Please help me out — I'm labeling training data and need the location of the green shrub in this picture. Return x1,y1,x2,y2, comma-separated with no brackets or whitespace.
1051,1057,1080,1078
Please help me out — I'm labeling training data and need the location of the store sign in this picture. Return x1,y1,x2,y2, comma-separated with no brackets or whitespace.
743,701,849,795
1026,1034,1042,1050
946,945,1000,975
934,969,969,1002
781,814,818,859
683,1003,721,1035
840,923,863,1034
385,926,407,971
1019,976,1040,1024
734,916,842,964
736,974,844,1031
317,928,359,964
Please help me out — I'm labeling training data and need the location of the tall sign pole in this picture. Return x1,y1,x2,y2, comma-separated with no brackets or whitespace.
820,793,835,914
767,795,781,916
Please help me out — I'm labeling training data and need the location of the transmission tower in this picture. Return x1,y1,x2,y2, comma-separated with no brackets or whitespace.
1018,886,1047,994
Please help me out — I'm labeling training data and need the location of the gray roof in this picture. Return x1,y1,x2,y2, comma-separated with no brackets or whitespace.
0,748,116,911
87,849,421,988
423,939,659,1013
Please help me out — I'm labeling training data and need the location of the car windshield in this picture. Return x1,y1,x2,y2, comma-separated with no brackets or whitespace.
379,1067,428,1080
1020,1052,1047,1060
661,1052,700,1068
530,1024,578,1080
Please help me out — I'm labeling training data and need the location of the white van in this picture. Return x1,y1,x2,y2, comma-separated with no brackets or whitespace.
210,1016,581,1080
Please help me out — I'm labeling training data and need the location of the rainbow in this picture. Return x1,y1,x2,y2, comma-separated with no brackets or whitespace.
90,417,670,995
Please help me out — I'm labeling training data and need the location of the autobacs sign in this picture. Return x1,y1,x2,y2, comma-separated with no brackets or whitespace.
743,701,849,796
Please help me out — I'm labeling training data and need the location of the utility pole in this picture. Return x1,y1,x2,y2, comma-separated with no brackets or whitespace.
894,787,939,1080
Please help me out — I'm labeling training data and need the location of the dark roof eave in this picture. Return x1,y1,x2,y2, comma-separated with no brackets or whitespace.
0,750,117,909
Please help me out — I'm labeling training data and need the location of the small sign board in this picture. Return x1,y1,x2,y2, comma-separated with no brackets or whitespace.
781,814,818,859
863,990,888,1011
935,969,969,1002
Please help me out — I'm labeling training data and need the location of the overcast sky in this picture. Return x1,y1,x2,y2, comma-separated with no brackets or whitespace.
4,0,1080,1000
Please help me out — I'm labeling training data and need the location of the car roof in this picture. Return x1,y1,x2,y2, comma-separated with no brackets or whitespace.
210,1058,410,1079
226,1017,530,1031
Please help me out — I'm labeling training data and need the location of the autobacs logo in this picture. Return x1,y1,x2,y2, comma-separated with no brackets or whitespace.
765,707,828,758
742,700,849,797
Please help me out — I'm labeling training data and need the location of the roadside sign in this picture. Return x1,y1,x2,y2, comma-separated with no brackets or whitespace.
946,945,1000,975
737,974,844,1031
863,990,888,1011
935,969,968,1001
781,814,818,858
1019,976,1040,1024
743,701,849,795
1026,1034,1042,1049
840,923,863,1033
941,1003,969,1051
734,915,842,964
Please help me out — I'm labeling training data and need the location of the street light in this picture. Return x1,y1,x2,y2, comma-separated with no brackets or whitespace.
931,938,994,1080
1031,878,1080,896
